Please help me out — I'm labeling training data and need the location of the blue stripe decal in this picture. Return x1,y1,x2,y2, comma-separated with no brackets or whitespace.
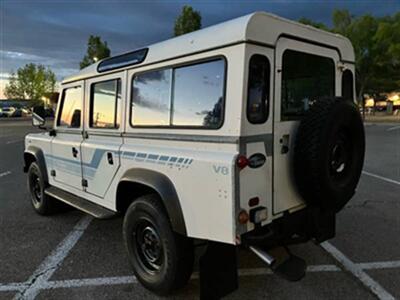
46,149,194,178
148,154,159,160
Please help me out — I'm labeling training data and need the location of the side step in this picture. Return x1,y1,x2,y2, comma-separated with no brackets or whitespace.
249,245,306,282
45,186,117,219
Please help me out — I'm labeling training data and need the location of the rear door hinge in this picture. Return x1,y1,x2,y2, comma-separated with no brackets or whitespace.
82,179,88,187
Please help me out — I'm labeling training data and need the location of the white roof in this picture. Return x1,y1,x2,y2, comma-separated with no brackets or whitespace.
63,11,354,83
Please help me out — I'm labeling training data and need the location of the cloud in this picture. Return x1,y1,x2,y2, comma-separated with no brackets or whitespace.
0,73,11,80
1,50,78,80
1,0,399,84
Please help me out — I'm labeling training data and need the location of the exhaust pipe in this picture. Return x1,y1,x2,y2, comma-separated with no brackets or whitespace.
249,246,275,266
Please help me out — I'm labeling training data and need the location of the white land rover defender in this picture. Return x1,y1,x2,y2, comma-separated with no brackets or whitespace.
24,12,365,298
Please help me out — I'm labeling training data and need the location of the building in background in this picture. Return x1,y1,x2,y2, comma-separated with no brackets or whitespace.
364,92,400,115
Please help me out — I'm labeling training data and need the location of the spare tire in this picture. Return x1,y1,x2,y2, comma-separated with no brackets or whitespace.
293,97,365,212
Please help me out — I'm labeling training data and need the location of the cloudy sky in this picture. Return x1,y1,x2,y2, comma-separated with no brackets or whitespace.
1,0,399,98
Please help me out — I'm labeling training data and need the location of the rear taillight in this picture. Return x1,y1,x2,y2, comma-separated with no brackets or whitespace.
236,155,249,170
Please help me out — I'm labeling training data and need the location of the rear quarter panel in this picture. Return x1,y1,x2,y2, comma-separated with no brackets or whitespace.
118,138,238,244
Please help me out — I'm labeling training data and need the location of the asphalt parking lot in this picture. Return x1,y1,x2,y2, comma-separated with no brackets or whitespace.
0,119,399,300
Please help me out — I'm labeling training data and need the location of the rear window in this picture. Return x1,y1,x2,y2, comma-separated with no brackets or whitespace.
342,69,354,101
90,79,121,129
57,86,82,128
281,50,335,121
131,58,225,128
247,54,270,124
172,60,224,127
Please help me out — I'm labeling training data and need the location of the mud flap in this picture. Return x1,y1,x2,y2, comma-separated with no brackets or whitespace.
199,241,238,300
309,208,336,243
268,246,306,282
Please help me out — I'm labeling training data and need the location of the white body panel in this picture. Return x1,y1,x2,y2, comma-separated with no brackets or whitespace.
118,139,237,243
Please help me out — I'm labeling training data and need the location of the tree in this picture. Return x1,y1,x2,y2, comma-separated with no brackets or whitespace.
332,10,400,100
80,35,111,69
298,17,329,30
332,9,352,35
174,5,201,37
299,10,400,101
4,63,56,102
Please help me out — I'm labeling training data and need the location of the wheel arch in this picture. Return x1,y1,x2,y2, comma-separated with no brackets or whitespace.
116,168,187,236
24,146,49,183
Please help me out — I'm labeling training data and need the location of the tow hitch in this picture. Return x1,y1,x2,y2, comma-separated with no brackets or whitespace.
249,245,307,282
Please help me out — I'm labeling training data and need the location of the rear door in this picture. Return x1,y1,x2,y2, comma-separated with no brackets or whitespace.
80,72,125,199
273,38,340,214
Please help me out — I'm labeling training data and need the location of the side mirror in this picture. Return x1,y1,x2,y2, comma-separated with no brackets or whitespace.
32,106,46,128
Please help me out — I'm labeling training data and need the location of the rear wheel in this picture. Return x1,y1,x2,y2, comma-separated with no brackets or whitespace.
123,194,194,295
27,162,59,215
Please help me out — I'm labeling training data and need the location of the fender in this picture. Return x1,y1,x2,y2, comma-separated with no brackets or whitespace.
23,146,49,183
119,168,187,236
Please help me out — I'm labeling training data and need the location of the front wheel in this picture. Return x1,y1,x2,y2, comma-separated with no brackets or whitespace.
27,162,59,215
123,194,194,295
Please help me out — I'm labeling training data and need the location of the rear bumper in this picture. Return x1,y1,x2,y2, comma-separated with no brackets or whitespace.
241,207,335,248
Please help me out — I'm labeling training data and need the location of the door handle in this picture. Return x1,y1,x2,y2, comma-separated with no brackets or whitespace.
72,147,78,158
280,134,290,154
281,145,289,154
107,152,114,165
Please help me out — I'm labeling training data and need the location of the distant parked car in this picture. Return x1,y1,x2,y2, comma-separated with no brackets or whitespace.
11,109,22,117
1,107,16,117
21,107,32,116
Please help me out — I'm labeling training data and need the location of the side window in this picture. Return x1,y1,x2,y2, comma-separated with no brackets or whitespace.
90,79,121,129
57,86,82,128
172,59,225,128
131,69,171,126
281,50,335,121
247,54,270,124
342,69,354,101
131,58,225,128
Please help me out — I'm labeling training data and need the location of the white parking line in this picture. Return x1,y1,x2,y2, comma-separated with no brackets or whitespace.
2,259,400,294
0,265,340,292
44,276,136,290
190,264,340,279
321,242,395,300
236,264,341,276
360,260,400,270
0,282,27,292
387,125,400,131
0,171,12,178
13,215,93,300
362,171,400,186
6,139,23,145
37,264,341,289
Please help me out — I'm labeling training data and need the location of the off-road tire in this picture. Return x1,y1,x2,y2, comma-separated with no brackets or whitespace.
27,162,59,215
123,194,194,295
294,97,365,212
